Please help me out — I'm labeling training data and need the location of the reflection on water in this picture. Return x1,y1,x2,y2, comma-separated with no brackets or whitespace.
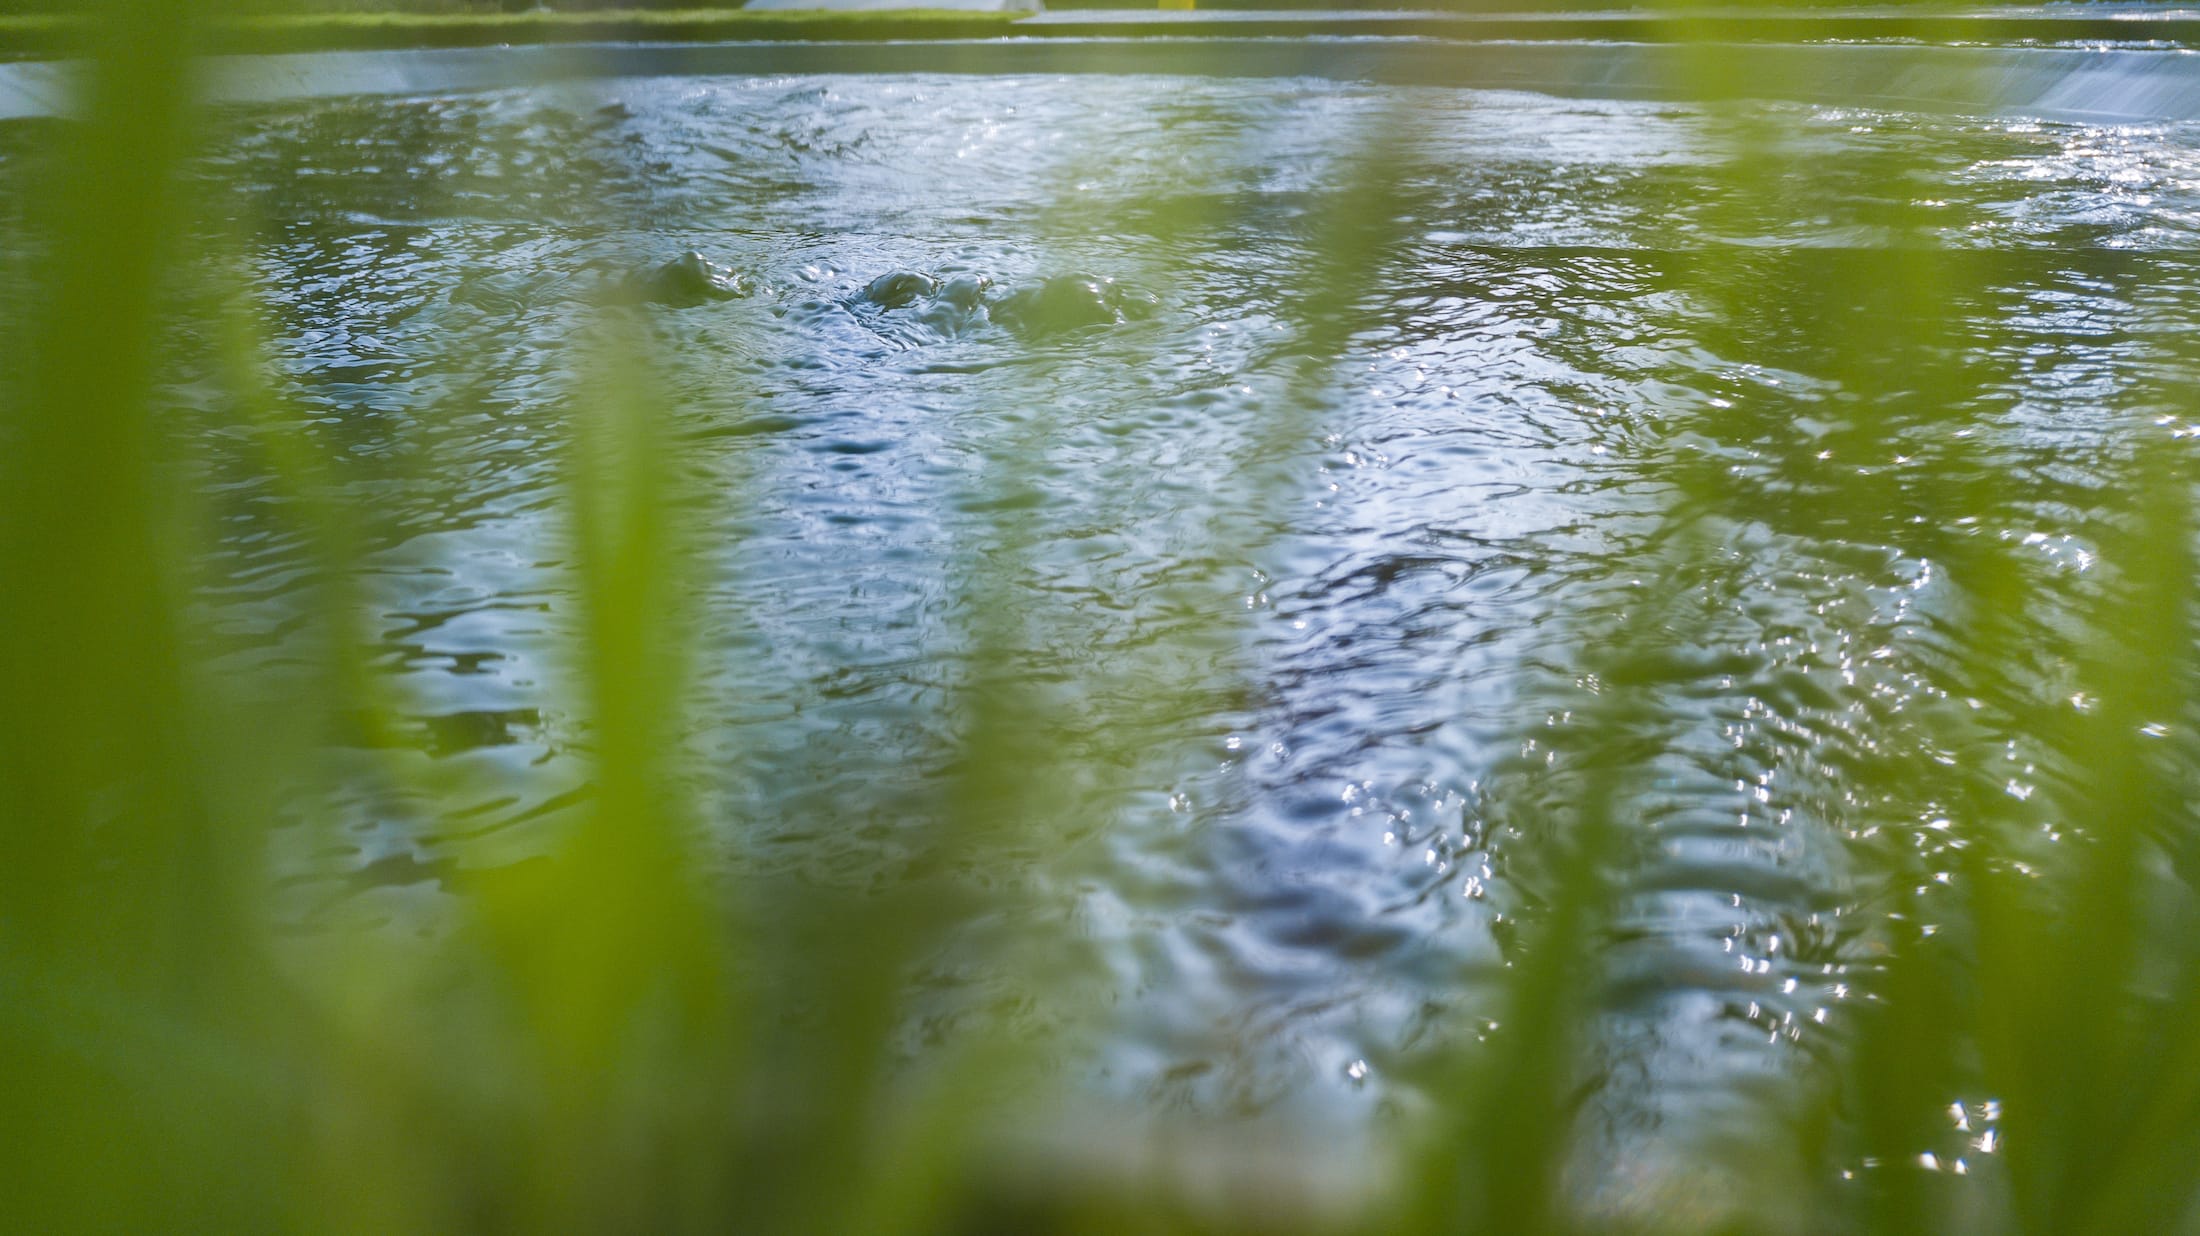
31,72,2200,1178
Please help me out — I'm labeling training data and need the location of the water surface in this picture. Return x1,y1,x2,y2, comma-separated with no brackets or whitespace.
21,71,2199,1185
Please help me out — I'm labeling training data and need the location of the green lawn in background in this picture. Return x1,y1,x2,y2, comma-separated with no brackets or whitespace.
0,9,1024,57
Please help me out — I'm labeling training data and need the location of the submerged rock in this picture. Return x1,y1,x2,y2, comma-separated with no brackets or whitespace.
917,273,993,335
935,273,989,313
628,250,748,308
842,267,1158,341
989,273,1158,338
846,269,993,338
858,269,938,310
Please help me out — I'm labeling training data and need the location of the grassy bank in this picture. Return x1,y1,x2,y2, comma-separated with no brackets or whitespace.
5,6,2194,61
0,9,1024,58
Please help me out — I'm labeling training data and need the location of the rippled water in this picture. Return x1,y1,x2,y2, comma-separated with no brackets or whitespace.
16,70,2200,1176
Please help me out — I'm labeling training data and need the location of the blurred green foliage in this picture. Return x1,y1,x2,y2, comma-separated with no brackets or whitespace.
5,3,2200,1234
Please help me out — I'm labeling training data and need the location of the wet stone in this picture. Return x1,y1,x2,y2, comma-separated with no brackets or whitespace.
629,250,749,308
937,273,990,313
990,273,1158,338
859,269,939,309
918,273,993,335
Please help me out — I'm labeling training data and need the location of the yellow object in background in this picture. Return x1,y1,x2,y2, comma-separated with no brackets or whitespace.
1159,0,1195,10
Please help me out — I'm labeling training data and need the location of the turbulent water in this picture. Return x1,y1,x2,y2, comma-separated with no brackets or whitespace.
19,70,2200,1178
